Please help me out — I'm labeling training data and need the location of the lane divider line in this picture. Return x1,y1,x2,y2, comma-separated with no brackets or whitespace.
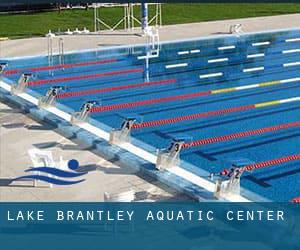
131,96,300,129
137,54,159,60
291,197,300,203
182,121,300,148
3,59,118,75
57,78,177,99
218,45,235,50
252,41,270,46
177,51,189,55
283,61,300,67
247,53,265,58
242,154,300,172
165,63,188,69
243,67,264,73
285,38,300,43
282,49,300,54
190,49,201,54
28,68,144,86
90,77,300,114
177,49,201,55
199,72,223,78
208,58,228,63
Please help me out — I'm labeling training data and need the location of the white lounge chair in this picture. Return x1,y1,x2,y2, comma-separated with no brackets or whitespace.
27,148,68,188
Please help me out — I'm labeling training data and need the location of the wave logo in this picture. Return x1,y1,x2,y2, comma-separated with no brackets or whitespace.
13,159,87,185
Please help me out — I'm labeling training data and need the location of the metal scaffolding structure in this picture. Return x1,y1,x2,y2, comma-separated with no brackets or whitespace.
93,3,162,32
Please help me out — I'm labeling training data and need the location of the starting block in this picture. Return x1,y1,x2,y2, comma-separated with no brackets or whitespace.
38,86,65,108
109,114,143,145
214,158,254,199
156,134,192,170
0,62,7,74
71,101,99,124
11,73,32,95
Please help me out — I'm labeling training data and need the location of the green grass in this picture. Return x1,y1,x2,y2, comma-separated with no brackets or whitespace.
0,4,300,39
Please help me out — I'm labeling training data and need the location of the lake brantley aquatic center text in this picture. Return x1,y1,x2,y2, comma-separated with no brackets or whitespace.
6,209,284,222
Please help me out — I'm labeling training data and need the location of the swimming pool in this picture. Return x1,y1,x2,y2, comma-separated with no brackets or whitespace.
1,28,300,202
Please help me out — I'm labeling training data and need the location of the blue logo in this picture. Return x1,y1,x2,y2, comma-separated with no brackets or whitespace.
13,159,86,185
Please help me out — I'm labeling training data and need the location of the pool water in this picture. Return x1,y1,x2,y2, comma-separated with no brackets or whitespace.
2,28,300,201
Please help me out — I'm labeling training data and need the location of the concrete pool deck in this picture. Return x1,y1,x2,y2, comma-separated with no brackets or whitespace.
0,101,190,201
0,14,299,201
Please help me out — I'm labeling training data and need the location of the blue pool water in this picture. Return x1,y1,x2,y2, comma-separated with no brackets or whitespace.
2,28,300,201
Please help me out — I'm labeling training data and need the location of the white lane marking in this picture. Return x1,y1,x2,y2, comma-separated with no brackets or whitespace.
166,63,188,69
247,53,265,58
280,77,300,83
200,72,223,78
190,49,200,54
178,49,200,55
178,51,189,55
285,38,300,43
137,54,159,60
243,67,264,73
282,49,300,54
208,58,228,63
252,41,270,46
235,84,260,90
280,97,300,103
283,61,300,67
218,45,235,50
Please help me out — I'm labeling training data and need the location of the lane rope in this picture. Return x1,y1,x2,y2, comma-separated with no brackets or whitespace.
3,59,118,75
242,154,300,172
28,68,143,86
57,78,177,98
131,96,300,129
90,77,300,113
182,121,300,148
291,197,300,203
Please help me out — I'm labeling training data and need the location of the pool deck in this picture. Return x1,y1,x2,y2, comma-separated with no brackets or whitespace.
0,101,190,201
0,14,299,202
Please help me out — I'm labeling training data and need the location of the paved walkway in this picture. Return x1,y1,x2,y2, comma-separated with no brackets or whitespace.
1,14,299,58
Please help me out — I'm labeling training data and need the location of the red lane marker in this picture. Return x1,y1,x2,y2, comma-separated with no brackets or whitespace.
131,105,255,129
57,78,177,99
220,154,300,178
91,90,213,113
28,68,143,86
182,121,300,148
3,59,118,75
291,197,300,203
243,154,300,172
